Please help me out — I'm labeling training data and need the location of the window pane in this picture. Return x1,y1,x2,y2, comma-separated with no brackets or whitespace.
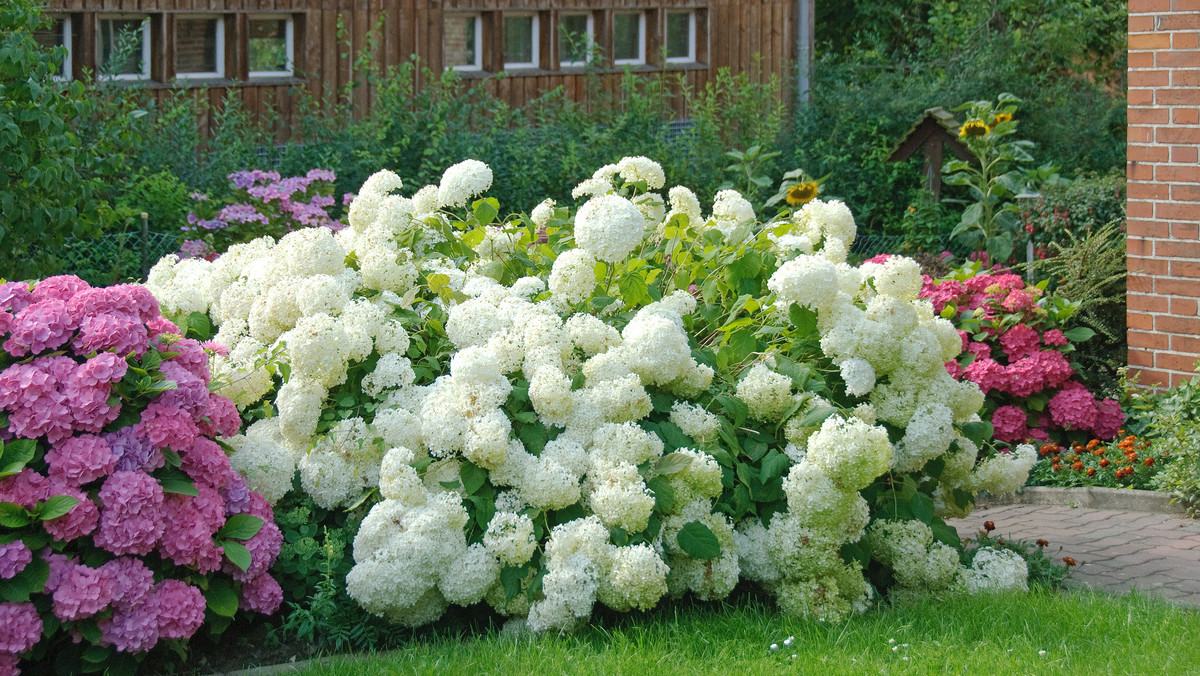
666,12,691,60
99,19,145,76
613,13,640,62
249,19,289,73
559,14,589,64
504,16,534,65
177,18,219,74
444,15,478,68
33,18,67,75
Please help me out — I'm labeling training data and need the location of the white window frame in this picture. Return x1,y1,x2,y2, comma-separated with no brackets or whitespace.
664,10,697,64
558,12,594,68
612,11,646,66
447,13,484,72
174,15,225,79
247,15,294,79
97,14,151,81
503,13,539,70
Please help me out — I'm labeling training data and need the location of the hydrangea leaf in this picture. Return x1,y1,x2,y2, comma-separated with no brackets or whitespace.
759,451,790,484
205,577,240,617
1062,327,1095,343
654,452,694,476
36,494,80,521
223,540,252,572
0,501,31,528
961,421,994,448
460,461,488,496
219,514,265,541
0,438,36,478
676,521,721,560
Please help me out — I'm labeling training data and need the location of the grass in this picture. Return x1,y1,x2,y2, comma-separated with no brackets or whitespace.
296,588,1200,675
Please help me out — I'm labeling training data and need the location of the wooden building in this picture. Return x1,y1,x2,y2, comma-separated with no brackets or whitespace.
34,0,814,130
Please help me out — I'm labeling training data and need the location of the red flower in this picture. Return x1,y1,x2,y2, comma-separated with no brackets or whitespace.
983,521,996,532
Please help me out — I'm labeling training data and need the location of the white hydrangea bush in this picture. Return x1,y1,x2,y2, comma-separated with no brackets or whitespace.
147,156,1039,630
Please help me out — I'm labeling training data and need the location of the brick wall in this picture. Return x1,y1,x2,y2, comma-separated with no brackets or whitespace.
1127,1,1200,387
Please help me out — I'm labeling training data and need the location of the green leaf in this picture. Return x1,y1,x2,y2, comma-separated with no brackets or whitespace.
788,303,818,336
0,439,37,478
500,565,524,603
461,461,488,496
961,421,994,448
618,273,650,306
714,393,749,427
219,514,264,541
654,452,694,476
759,451,790,484
911,492,936,524
931,520,962,548
676,521,721,560
162,448,182,468
0,502,31,528
0,558,47,602
646,476,675,513
205,578,240,617
798,405,837,428
439,480,462,490
1062,327,1096,343
186,311,212,340
743,438,769,462
472,197,500,225
159,473,199,497
36,494,79,521
223,540,252,572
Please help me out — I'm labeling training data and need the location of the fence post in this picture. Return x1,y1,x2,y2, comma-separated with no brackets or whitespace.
140,213,150,280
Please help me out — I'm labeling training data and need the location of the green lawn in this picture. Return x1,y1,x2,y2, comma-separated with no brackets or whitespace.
296,589,1200,675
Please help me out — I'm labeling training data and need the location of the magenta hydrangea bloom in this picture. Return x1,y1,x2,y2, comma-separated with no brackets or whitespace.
1093,398,1125,440
157,361,209,414
30,275,90,304
42,550,77,593
0,542,32,580
0,281,33,314
240,574,283,615
154,580,206,639
4,300,75,357
0,652,18,674
999,323,1040,360
1042,329,1068,346
42,484,99,542
1033,350,1075,390
100,557,155,610
1004,357,1046,398
51,564,115,621
0,602,43,654
169,338,212,383
962,357,1007,394
74,351,128,387
198,394,241,439
1048,383,1099,432
225,519,283,582
136,401,200,452
65,285,159,325
146,316,181,338
158,489,225,572
45,434,116,487
0,470,51,510
991,406,1030,443
105,427,162,473
180,437,234,488
72,313,148,357
94,471,165,556
99,596,160,654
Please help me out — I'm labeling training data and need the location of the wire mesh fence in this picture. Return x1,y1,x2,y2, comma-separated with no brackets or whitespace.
56,229,181,286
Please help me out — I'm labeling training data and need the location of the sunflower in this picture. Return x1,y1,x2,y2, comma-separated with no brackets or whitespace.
993,112,1013,125
958,119,988,138
785,181,819,205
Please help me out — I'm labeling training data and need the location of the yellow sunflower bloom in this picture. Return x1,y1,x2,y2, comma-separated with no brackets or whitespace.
959,119,989,138
993,112,1013,125
785,181,819,205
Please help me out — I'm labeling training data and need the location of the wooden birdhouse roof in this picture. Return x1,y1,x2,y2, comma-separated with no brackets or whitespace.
887,107,973,163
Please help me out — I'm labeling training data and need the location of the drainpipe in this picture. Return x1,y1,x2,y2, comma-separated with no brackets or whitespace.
796,0,812,102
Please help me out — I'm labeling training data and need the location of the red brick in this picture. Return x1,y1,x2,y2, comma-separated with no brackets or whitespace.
1131,32,1174,50
1129,145,1171,163
1130,294,1170,312
1158,352,1200,374
1173,261,1200,279
1173,0,1200,11
1131,69,1172,87
1130,52,1156,68
1129,349,1157,367
1129,311,1157,331
1129,162,1156,181
1158,240,1200,258
1172,334,1200,354
1129,90,1156,107
1128,182,1171,200
1130,0,1170,10
1173,222,1200,239
1157,314,1200,334
1173,68,1200,86
1128,274,1155,293
1161,13,1200,29
1129,200,1155,218
1157,201,1200,220
1157,88,1200,105
1127,218,1169,237
1174,32,1200,49
1173,297,1200,315
1158,165,1200,182
1129,367,1170,388
1159,50,1200,68
1172,146,1199,163
1128,237,1155,256
1173,184,1200,202
1129,257,1168,275
1128,104,1170,123
1130,329,1170,349
1159,126,1200,143
1170,371,1196,388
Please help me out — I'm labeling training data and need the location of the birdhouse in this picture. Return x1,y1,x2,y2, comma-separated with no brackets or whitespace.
887,107,974,201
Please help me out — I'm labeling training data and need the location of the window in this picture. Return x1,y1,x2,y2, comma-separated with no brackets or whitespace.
248,16,294,77
33,15,71,80
664,10,696,63
503,14,539,70
175,16,224,79
444,14,483,71
98,16,150,80
613,12,645,65
558,13,593,67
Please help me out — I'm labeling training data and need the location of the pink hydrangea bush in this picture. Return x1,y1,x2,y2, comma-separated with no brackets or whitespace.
0,276,281,674
917,262,1124,445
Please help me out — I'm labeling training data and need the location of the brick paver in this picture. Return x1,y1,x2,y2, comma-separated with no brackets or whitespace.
946,505,1200,607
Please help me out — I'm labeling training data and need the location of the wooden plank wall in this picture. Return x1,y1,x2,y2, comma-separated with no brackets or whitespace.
46,0,798,136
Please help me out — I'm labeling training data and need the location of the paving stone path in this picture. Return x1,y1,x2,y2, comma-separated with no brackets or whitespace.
947,504,1200,607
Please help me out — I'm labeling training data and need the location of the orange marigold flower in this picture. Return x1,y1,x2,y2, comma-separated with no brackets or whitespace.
1145,457,1156,467
1036,539,1049,548
1052,463,1062,472
1100,459,1111,468
1071,461,1085,471
1063,556,1077,567
1086,468,1096,477
1086,439,1101,451
983,521,996,532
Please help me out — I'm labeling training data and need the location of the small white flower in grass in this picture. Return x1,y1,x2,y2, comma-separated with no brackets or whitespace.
784,636,794,647
770,643,779,651
437,159,493,208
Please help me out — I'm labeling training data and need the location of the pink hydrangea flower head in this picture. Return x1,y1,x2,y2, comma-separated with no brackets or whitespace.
41,484,99,542
1004,357,1047,398
45,434,116,487
1048,383,1099,431
51,564,115,621
65,284,160,325
226,520,282,582
94,471,165,556
0,602,43,654
197,394,241,439
1033,350,1075,389
999,323,1040,360
1093,398,1125,440
136,401,200,451
154,580,206,639
75,352,129,387
944,361,964,379
1042,328,1068,347
0,652,18,674
0,542,32,580
966,341,991,360
99,596,160,653
220,470,251,516
991,405,1029,443
180,437,234,489
962,357,1008,394
0,470,51,510
1001,289,1036,313
99,557,156,610
0,282,33,314
159,488,226,571
156,361,209,415
169,338,211,383
30,275,90,304
42,550,77,593
240,574,283,615
105,427,163,473
146,316,180,339
4,300,75,357
72,312,148,357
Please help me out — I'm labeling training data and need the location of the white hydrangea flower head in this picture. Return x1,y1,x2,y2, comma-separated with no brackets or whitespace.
819,236,848,264
484,512,538,566
438,543,500,606
378,447,427,506
348,169,403,231
709,189,756,240
573,194,646,263
565,313,621,356
597,544,669,612
669,402,720,445
808,198,856,248
664,186,704,231
531,199,556,228
510,276,546,299
971,444,1037,496
520,456,582,510
583,374,653,424
964,547,1029,593
339,298,387,363
527,552,599,633
733,519,780,586
664,499,739,600
617,311,691,386
666,448,724,505
281,314,351,388
667,360,714,399
769,254,841,315
372,194,417,236
616,156,666,190
276,378,327,450
587,463,655,532
277,227,346,278
805,415,893,492
540,438,589,477
296,274,352,317
464,409,512,469
894,402,956,473
548,249,598,305
838,357,877,397
437,159,493,208
589,422,664,468
736,363,796,422
226,432,295,503
632,192,666,226
781,461,870,538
